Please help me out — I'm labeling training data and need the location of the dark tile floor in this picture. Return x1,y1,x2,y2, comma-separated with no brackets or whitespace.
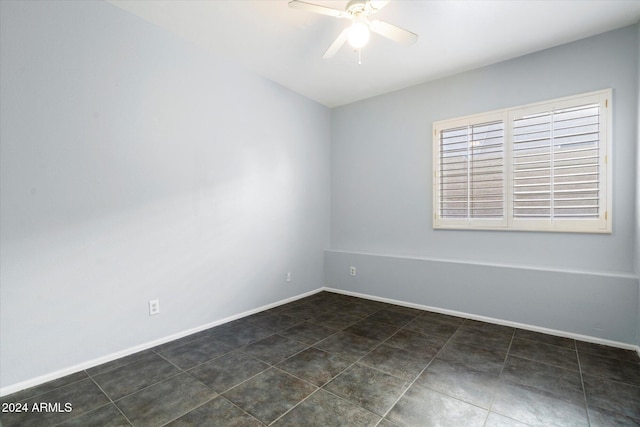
2,291,639,426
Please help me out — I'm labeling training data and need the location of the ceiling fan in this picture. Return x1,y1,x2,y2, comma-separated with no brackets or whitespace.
289,0,418,59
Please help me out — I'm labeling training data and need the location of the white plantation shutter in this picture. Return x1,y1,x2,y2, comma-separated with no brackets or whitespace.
512,103,600,219
438,120,505,221
433,89,610,233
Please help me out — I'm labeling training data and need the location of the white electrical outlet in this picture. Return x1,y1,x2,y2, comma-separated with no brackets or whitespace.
149,299,160,315
286,272,291,282
350,266,357,276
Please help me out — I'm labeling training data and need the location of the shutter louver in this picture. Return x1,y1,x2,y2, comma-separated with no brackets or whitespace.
439,121,504,220
513,103,600,219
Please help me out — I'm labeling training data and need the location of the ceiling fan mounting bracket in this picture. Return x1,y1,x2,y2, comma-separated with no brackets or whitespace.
345,0,368,18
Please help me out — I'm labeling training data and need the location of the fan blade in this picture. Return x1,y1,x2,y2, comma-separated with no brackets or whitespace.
323,28,349,59
288,0,344,17
370,19,418,45
369,0,390,13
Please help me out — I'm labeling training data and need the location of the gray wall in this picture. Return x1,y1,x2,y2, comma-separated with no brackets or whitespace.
328,25,639,345
0,1,330,390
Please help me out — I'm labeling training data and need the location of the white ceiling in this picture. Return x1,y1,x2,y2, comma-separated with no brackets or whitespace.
108,0,640,107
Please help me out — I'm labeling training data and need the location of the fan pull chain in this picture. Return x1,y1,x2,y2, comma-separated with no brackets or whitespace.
358,48,362,65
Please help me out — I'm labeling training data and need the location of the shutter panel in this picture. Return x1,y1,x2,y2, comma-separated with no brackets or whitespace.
513,103,600,219
439,120,504,220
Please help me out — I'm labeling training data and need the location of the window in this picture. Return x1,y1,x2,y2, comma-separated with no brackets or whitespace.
433,89,611,233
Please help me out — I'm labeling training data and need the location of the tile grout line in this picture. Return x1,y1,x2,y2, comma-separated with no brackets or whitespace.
481,327,516,427
83,374,135,427
250,297,364,423
375,317,466,424
316,386,386,424
231,295,386,425
159,299,356,426
506,337,582,373
101,347,215,426
266,386,320,426
158,394,261,427
266,304,405,426
216,395,269,426
218,319,346,425
575,344,593,427
243,305,362,425
269,310,387,423
157,327,304,426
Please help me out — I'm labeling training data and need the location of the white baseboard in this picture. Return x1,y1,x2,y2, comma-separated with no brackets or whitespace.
0,288,322,397
322,286,640,354
3,285,637,397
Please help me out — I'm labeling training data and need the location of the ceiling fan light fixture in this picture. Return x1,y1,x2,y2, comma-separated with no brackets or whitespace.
348,21,370,48
289,0,417,59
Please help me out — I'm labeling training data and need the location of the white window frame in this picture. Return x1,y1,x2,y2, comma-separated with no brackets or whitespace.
433,89,611,233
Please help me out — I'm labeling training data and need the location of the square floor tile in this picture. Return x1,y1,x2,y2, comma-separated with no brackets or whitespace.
344,319,399,341
414,359,498,409
384,305,423,317
337,302,381,318
365,310,416,328
385,329,446,357
576,341,640,363
579,352,640,386
279,303,329,320
314,331,379,362
279,322,336,345
514,329,575,349
501,356,584,404
208,318,250,335
587,406,640,427
449,328,512,354
223,368,316,424
324,363,408,416
166,396,263,427
307,311,361,330
116,373,215,426
273,389,380,426
359,344,431,381
386,383,487,426
212,324,273,348
460,320,514,336
157,336,232,369
508,337,579,371
484,412,530,427
583,374,640,420
436,341,506,375
241,334,307,365
152,330,213,354
86,349,156,377
308,298,349,314
403,316,461,338
418,311,465,324
245,312,302,332
92,353,181,401
491,381,588,427
188,350,269,393
277,347,351,387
